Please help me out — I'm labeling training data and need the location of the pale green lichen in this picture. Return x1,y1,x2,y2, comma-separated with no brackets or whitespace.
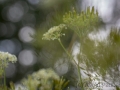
42,24,67,40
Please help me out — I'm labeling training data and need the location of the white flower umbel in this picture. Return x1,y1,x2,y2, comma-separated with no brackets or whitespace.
42,24,67,40
0,51,17,74
32,68,60,81
0,51,17,63
0,51,17,89
22,68,60,90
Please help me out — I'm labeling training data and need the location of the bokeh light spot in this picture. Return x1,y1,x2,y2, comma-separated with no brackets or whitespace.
54,59,69,75
18,49,36,66
28,0,40,5
19,26,35,43
7,3,24,22
0,39,16,54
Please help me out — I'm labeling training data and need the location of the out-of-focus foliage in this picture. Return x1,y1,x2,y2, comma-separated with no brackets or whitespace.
62,7,120,87
0,68,69,90
42,6,120,89
22,68,69,90
39,0,76,10
77,27,120,87
63,7,100,37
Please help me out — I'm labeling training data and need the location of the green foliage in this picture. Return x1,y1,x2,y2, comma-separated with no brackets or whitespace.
22,68,69,90
63,7,99,37
109,27,120,43
53,77,69,90
78,28,120,84
9,82,15,90
0,68,68,90
42,6,120,89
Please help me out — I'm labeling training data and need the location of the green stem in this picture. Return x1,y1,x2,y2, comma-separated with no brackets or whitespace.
3,67,6,90
3,59,6,90
58,39,77,65
58,39,84,90
77,61,84,90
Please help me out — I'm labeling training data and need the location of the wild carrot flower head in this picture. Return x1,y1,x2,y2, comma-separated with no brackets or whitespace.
42,24,67,40
0,51,17,63
22,68,60,90
32,68,60,80
0,51,17,76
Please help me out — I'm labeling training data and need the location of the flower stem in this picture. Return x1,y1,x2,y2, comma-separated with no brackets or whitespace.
3,67,6,90
2,60,6,90
58,39,84,90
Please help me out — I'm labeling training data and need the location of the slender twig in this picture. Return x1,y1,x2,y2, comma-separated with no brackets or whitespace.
58,39,84,90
